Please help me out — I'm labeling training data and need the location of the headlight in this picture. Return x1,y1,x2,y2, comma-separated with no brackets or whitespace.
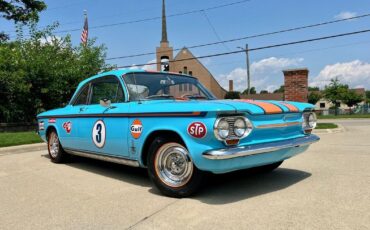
216,119,229,139
302,112,317,133
234,117,253,137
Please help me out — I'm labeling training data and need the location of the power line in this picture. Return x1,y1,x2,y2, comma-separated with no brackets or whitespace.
114,28,370,69
106,13,370,60
201,10,231,51
52,0,251,34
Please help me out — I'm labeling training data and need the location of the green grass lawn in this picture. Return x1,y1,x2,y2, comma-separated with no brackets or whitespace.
0,131,42,148
315,123,338,129
318,114,370,119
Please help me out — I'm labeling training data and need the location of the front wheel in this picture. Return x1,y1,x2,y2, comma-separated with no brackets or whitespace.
147,137,204,198
47,130,68,163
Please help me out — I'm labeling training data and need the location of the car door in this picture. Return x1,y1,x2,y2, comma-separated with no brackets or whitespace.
78,75,130,157
59,82,90,149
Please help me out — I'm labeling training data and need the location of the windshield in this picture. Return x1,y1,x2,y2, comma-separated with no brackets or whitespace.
122,72,216,101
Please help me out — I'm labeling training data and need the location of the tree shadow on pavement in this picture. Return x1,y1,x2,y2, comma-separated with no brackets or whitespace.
42,154,311,203
194,167,311,205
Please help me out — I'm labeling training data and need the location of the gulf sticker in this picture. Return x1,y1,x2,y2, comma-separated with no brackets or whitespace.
63,121,72,134
188,122,207,138
130,119,143,139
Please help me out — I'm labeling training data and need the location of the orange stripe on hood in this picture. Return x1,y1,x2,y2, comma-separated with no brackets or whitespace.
238,100,283,114
279,102,299,112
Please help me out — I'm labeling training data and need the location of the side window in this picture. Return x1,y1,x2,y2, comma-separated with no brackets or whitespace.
73,85,90,105
89,76,125,104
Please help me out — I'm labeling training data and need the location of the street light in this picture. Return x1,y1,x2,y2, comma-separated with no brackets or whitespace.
237,44,251,95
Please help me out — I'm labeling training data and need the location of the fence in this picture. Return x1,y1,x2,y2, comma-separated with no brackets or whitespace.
0,122,37,133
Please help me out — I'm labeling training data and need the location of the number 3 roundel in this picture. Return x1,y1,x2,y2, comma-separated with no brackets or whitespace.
92,120,106,148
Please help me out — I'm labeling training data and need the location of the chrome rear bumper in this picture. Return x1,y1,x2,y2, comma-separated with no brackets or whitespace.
203,134,320,160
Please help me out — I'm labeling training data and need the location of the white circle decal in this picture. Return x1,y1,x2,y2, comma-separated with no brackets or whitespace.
92,120,106,148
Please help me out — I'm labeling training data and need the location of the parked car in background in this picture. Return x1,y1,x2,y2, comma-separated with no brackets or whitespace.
37,69,319,197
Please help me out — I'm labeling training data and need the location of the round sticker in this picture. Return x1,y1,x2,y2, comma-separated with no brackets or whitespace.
188,122,207,138
130,119,143,139
92,120,106,148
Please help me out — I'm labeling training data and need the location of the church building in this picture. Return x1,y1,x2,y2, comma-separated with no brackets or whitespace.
155,0,227,99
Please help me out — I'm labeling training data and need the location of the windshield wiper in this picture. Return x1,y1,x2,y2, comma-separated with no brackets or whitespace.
187,95,208,100
145,94,174,100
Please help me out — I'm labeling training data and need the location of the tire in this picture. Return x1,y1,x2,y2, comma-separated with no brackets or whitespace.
47,130,68,163
254,161,283,173
147,137,204,198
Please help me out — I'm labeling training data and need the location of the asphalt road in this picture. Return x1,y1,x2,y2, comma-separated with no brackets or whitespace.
1,119,369,230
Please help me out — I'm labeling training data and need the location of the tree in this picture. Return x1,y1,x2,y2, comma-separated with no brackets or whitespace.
242,87,256,94
260,90,269,94
342,90,364,114
366,90,370,104
308,86,319,91
273,85,284,93
0,23,114,122
323,78,348,115
0,0,46,42
308,91,321,105
225,91,241,99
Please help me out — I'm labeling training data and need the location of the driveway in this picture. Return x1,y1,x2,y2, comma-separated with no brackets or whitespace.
0,119,369,229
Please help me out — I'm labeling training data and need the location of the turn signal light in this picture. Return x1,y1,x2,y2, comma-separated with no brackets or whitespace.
225,139,240,146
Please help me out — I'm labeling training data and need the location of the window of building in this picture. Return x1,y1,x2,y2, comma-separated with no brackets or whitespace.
189,84,193,91
179,71,182,74
179,84,183,91
320,103,325,108
183,66,188,74
184,83,188,91
189,71,193,76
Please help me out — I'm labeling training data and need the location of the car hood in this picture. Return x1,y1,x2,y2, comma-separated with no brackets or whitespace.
131,99,314,115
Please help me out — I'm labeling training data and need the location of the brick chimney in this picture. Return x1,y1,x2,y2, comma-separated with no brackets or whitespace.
229,80,234,92
283,68,308,102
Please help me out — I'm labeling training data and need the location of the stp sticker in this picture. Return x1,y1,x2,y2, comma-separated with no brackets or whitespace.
188,122,207,138
92,120,106,148
130,119,143,139
62,121,72,134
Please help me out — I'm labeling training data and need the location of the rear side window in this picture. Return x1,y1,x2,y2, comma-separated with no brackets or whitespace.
89,76,125,104
73,85,89,105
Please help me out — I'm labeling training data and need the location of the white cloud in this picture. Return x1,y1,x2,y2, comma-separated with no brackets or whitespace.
334,11,357,20
142,59,157,71
129,59,157,71
310,60,370,89
216,57,304,92
39,36,61,44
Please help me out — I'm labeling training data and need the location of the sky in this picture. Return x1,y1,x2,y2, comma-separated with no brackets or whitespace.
2,0,370,92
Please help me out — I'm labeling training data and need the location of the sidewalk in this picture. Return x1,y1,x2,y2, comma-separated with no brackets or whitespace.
0,143,46,155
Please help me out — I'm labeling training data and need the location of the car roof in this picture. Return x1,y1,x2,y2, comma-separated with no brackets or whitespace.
78,69,196,87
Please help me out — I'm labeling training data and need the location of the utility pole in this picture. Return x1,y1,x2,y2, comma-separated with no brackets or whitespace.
245,44,251,95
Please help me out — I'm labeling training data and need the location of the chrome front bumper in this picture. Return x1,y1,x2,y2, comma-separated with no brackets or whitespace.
203,134,320,160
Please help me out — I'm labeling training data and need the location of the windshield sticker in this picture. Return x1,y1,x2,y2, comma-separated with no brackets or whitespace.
62,121,72,134
188,122,207,138
131,119,143,139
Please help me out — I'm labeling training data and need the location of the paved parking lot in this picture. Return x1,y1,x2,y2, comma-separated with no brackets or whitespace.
1,119,369,230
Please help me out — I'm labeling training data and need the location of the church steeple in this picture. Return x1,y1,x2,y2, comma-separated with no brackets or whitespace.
156,0,173,71
161,0,168,44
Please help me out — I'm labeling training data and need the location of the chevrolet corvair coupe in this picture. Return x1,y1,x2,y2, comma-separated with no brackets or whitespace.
37,69,319,197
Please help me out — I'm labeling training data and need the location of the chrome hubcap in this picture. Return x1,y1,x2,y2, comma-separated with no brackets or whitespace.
155,143,193,188
49,132,59,158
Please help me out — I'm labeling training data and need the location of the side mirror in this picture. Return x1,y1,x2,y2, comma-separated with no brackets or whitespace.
100,99,111,108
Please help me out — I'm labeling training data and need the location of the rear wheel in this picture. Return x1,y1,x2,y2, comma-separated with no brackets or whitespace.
47,130,68,163
147,137,204,198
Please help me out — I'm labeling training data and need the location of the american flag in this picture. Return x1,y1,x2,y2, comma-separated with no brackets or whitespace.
81,13,88,45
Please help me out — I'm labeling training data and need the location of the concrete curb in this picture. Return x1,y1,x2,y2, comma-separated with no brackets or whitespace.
0,143,46,155
313,124,345,134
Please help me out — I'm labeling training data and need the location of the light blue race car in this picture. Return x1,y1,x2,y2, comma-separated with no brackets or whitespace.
37,69,319,197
